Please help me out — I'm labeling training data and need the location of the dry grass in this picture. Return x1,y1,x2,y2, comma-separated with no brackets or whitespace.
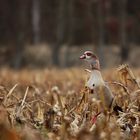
0,66,140,140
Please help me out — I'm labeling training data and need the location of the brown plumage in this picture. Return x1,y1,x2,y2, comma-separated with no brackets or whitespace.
80,51,122,113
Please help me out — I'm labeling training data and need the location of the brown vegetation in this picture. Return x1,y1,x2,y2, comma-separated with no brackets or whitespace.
0,66,140,139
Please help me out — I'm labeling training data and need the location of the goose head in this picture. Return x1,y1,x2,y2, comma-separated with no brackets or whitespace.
80,51,100,70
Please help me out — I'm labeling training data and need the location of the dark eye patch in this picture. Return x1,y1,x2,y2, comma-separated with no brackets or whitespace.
86,53,92,56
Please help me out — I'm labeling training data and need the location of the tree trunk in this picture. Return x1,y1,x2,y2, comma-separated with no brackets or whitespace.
64,0,74,67
52,43,61,66
119,0,129,63
52,0,66,66
32,0,40,44
12,0,27,68
97,0,106,68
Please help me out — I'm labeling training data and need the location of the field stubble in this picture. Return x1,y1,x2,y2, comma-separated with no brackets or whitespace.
0,66,140,140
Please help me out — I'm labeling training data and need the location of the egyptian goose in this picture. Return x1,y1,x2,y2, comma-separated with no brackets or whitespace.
80,51,122,113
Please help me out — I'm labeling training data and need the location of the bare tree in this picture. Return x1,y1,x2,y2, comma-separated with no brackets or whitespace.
52,0,67,66
32,0,40,44
119,0,129,63
64,0,75,67
96,0,106,68
12,0,27,68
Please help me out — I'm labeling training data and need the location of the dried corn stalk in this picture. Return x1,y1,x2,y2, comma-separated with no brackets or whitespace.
117,64,140,88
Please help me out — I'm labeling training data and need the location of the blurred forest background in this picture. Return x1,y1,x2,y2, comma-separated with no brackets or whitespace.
0,0,140,68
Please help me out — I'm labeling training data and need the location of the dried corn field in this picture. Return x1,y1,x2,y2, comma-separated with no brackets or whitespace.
0,66,140,140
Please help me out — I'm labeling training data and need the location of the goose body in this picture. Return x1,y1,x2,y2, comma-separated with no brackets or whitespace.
80,51,122,112
86,70,114,109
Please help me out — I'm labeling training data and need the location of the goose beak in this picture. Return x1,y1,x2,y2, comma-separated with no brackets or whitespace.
80,54,86,59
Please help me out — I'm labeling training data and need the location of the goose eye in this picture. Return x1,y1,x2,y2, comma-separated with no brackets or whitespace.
93,84,95,87
86,53,92,56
